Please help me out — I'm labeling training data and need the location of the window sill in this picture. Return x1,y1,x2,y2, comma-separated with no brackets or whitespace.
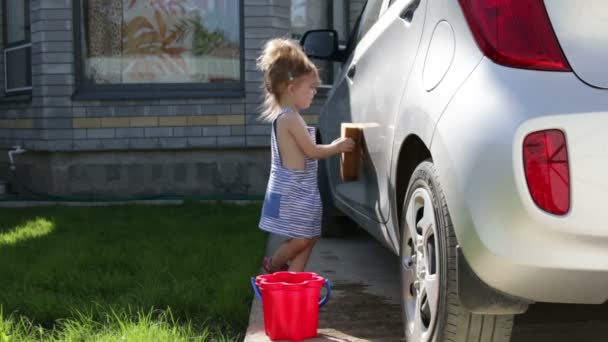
0,93,32,103
72,88,245,101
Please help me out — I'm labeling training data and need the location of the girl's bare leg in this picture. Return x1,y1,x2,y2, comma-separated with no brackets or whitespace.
270,238,316,270
289,237,319,272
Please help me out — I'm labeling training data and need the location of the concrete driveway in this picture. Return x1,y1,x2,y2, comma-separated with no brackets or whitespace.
244,231,608,342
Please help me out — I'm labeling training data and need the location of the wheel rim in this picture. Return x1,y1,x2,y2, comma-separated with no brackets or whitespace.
402,187,439,342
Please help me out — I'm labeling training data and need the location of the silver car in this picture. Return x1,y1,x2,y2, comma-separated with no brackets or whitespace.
301,0,608,341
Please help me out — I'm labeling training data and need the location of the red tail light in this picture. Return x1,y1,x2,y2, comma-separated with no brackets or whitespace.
523,130,570,215
458,0,571,72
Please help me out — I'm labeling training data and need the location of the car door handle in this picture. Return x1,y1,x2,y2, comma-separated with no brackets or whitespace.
347,64,356,79
400,0,421,23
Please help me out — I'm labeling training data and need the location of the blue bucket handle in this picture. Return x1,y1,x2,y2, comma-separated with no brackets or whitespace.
250,277,332,308
251,277,263,301
319,279,332,307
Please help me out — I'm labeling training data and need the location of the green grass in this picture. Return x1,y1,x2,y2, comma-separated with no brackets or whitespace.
0,202,267,341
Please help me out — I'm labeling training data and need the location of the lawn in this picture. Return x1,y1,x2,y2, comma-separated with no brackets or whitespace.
0,201,267,341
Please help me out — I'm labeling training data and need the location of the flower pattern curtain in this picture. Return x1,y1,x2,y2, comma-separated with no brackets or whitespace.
81,0,241,84
85,0,123,83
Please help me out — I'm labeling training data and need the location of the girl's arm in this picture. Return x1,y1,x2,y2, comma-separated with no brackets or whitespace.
284,113,354,160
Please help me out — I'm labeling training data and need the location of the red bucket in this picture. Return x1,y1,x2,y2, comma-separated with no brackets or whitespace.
251,272,331,341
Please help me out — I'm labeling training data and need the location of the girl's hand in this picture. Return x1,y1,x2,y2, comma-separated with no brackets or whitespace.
331,137,355,153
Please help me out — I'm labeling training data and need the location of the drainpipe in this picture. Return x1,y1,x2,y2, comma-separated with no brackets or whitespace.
1,146,26,196
8,145,26,171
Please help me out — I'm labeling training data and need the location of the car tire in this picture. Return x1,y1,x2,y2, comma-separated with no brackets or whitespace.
400,161,514,342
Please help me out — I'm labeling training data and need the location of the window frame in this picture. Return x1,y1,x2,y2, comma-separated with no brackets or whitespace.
72,0,245,100
2,0,32,95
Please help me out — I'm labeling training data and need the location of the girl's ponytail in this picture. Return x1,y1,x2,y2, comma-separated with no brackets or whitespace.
256,38,319,122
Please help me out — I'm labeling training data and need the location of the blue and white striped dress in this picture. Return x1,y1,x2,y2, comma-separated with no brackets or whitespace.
258,109,322,238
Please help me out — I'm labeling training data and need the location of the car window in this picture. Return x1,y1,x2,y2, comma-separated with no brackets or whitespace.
357,0,384,43
342,0,383,61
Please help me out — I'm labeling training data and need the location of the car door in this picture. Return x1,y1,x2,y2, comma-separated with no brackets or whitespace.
322,0,427,223
320,0,384,220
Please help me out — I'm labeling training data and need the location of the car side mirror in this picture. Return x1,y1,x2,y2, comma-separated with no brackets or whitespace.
300,29,339,60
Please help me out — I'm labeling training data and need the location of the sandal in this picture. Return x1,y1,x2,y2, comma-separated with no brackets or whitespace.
262,257,289,274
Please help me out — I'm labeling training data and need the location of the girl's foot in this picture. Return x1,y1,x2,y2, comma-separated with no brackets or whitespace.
262,257,289,274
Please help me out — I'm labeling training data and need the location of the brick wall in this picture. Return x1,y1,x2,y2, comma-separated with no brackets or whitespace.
244,1,290,148
29,0,73,151
0,3,3,96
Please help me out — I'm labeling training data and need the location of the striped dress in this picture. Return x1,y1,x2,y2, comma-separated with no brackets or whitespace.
258,109,322,238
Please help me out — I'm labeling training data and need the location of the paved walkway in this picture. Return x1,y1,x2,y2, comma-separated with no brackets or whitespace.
244,233,404,342
244,232,608,342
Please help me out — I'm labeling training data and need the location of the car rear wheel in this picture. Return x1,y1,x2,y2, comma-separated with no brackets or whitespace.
401,161,514,342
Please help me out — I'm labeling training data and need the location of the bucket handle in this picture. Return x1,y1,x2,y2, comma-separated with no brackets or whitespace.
251,277,263,301
250,277,332,308
319,279,332,307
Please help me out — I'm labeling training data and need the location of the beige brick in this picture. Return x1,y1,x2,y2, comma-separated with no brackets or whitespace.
130,116,158,127
73,118,101,128
302,114,319,125
159,116,187,126
187,115,217,126
101,117,130,127
12,119,33,129
217,115,245,126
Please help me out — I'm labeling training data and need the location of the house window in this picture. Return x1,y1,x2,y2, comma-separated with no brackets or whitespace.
76,0,243,97
290,0,347,86
3,0,32,94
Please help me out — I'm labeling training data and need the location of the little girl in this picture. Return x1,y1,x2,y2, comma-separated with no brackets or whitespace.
256,38,354,273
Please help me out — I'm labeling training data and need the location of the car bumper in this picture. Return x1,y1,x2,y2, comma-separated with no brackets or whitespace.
431,58,608,304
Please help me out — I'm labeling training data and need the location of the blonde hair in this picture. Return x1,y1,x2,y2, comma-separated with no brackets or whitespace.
256,38,320,122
